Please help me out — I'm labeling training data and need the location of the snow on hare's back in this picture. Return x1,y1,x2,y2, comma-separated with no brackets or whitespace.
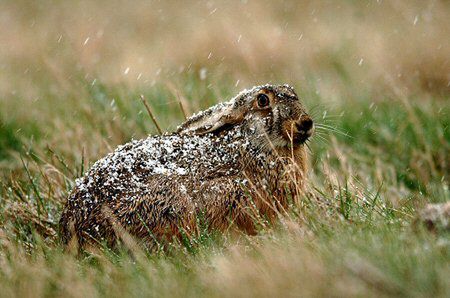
59,84,314,249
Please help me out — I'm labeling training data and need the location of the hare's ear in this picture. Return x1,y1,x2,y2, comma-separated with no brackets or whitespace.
176,101,246,135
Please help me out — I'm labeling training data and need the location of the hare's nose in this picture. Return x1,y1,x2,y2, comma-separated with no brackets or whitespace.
295,116,313,133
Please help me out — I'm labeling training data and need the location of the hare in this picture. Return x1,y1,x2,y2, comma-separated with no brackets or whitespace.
59,84,314,249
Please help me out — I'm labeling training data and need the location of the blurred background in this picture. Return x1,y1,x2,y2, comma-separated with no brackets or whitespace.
1,2,448,100
2,0,449,93
1,0,449,144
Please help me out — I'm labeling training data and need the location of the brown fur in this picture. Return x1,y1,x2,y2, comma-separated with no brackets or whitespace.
59,84,313,249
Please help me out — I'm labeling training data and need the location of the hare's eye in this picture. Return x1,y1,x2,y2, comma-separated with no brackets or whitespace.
257,94,270,108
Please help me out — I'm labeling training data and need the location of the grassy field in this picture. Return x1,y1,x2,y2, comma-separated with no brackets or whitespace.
0,0,449,297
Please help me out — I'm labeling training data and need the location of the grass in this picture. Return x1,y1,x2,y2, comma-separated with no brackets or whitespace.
0,0,449,297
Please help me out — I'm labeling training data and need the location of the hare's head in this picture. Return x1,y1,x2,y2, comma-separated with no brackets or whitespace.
177,84,313,148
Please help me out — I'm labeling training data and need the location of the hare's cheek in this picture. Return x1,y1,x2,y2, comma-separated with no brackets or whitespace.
281,120,297,139
252,110,273,128
255,108,272,119
263,113,274,127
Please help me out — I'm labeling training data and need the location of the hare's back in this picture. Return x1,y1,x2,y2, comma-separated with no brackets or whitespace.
72,133,243,204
